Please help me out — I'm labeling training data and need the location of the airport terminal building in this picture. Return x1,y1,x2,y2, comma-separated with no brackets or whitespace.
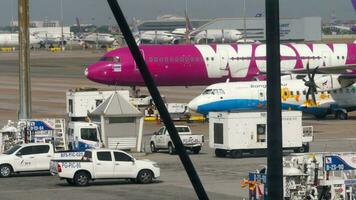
138,16,322,42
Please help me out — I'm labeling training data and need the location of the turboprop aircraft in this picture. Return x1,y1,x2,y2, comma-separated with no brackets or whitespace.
188,69,356,120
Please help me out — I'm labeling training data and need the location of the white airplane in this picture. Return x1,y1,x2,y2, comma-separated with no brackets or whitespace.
31,32,72,48
188,73,356,120
0,33,42,47
81,33,116,46
136,30,176,44
133,12,244,44
190,29,243,44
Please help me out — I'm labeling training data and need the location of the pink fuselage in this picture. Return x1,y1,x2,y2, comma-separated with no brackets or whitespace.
86,43,356,86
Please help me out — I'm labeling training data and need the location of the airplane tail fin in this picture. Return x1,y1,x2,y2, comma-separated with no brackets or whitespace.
184,10,193,43
352,0,356,11
76,17,82,37
184,10,193,32
132,17,140,35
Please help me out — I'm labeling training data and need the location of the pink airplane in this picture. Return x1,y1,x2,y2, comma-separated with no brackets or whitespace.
85,43,356,86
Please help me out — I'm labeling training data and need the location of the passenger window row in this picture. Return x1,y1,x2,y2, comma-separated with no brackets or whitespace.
283,88,356,97
148,57,202,63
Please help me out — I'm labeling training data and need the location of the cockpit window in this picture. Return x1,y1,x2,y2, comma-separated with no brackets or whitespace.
100,56,113,62
113,56,120,62
100,56,120,62
202,89,212,95
202,89,225,95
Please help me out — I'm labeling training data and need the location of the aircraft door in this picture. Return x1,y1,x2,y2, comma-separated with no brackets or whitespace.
321,51,331,67
134,49,145,70
219,50,229,77
258,89,265,102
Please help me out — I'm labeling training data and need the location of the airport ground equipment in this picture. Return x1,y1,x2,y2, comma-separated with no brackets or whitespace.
0,143,84,177
242,152,356,199
50,148,160,186
150,125,204,154
0,119,101,153
145,103,192,121
209,111,313,158
66,88,129,121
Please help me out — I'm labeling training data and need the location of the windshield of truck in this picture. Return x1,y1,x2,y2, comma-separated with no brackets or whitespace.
176,126,190,133
3,145,21,155
81,128,99,142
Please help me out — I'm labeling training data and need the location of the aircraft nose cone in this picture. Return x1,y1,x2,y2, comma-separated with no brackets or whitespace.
188,99,198,111
85,63,108,84
84,67,89,77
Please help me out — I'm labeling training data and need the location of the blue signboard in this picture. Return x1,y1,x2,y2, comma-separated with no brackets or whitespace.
249,172,268,200
324,155,356,171
29,120,54,131
249,172,267,184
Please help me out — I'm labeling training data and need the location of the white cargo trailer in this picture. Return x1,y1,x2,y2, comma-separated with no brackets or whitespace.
209,111,313,158
66,89,129,120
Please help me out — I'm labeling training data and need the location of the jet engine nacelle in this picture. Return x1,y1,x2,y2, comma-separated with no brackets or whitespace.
315,74,355,91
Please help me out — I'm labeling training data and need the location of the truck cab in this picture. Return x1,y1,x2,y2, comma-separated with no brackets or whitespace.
150,125,204,154
67,122,101,151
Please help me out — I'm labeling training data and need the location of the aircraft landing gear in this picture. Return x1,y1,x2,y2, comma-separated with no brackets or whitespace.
131,86,140,98
335,110,348,120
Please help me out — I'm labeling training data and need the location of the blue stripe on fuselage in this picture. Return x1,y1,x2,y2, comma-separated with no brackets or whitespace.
196,99,328,116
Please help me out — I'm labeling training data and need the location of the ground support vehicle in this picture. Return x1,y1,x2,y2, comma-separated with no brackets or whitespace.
66,88,129,121
209,111,313,158
0,143,84,177
50,149,160,186
242,152,356,200
150,125,204,154
0,119,102,153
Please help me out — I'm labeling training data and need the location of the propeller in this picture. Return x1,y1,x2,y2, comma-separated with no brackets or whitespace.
302,62,319,106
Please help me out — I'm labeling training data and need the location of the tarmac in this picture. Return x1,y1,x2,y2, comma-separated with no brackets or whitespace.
0,50,356,199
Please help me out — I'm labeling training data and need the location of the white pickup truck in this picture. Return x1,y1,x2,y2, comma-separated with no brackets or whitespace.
0,143,84,177
150,125,204,154
50,149,160,186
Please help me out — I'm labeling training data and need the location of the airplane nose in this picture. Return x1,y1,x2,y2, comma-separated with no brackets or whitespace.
84,67,89,77
188,99,198,111
85,63,108,84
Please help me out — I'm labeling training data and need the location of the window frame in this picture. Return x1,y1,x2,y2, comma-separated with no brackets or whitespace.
114,152,133,162
80,128,99,142
96,151,112,161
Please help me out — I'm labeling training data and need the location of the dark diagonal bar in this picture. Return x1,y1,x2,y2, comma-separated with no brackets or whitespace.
265,0,283,199
106,0,209,199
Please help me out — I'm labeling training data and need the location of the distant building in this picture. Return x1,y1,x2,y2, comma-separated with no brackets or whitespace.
196,17,322,42
137,16,210,31
138,16,322,42
10,20,60,28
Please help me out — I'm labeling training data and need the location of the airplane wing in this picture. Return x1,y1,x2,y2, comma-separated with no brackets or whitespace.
289,64,356,74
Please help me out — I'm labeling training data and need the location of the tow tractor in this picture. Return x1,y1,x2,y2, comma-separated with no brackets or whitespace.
241,152,356,199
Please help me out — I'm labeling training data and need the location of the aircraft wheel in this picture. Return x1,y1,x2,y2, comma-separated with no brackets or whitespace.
335,111,348,120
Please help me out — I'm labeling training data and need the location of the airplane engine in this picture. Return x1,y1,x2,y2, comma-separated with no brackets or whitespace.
315,74,354,91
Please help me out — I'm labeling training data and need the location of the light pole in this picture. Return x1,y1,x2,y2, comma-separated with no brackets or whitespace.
10,0,14,33
243,0,247,43
60,0,64,51
18,0,31,120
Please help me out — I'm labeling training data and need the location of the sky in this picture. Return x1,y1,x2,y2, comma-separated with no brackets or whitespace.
0,0,355,26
